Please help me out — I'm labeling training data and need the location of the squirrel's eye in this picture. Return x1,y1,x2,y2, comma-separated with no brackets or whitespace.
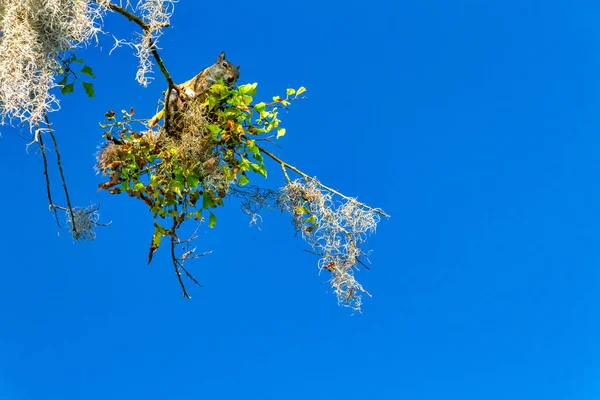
222,62,228,68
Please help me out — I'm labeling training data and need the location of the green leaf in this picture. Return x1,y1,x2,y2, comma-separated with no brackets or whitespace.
171,180,183,195
239,174,250,186
252,152,264,163
57,75,68,87
202,192,214,209
148,225,163,264
152,230,162,247
298,206,311,215
304,215,317,225
239,158,251,172
222,165,232,180
61,83,75,95
207,124,221,134
238,82,257,96
247,144,259,156
276,128,286,139
82,82,94,98
240,94,252,104
250,163,267,178
296,86,307,96
134,182,145,191
256,164,267,178
209,212,217,228
81,65,96,79
254,102,266,113
248,82,258,96
186,174,200,188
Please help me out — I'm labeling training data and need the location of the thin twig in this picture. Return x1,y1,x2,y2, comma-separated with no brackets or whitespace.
261,136,281,149
303,249,324,257
36,128,61,227
355,256,371,270
256,144,390,218
281,164,291,184
178,262,203,288
171,234,191,299
174,225,209,288
94,221,113,227
45,113,77,233
254,96,307,109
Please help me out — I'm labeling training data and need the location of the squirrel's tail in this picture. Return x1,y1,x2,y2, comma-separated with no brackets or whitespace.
148,108,164,127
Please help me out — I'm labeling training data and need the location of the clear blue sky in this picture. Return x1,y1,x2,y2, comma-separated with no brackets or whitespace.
1,0,600,398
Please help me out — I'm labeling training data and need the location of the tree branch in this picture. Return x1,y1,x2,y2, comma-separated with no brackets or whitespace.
171,233,191,299
105,1,176,89
36,128,61,227
44,113,77,233
105,2,150,29
104,1,182,133
256,144,390,218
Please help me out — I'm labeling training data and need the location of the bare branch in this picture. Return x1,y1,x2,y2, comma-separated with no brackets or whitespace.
105,2,152,30
257,144,390,218
45,113,77,233
167,215,208,299
170,233,191,299
36,128,61,227
177,262,204,288
104,1,176,89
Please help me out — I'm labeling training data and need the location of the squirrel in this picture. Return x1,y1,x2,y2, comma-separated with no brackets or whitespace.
148,51,240,128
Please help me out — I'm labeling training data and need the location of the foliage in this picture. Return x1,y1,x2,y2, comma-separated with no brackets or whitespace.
57,53,97,98
94,83,290,266
0,0,388,312
93,82,384,310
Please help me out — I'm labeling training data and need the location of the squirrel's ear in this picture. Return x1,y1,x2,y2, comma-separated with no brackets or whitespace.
217,52,226,62
236,64,241,70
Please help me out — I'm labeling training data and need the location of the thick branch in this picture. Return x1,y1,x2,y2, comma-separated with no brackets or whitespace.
256,145,390,218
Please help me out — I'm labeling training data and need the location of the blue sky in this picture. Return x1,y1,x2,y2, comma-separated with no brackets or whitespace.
1,0,600,398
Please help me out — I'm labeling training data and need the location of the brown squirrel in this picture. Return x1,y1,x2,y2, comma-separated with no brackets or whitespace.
148,52,240,127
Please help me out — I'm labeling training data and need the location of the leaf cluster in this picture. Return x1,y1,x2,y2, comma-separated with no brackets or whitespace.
96,82,305,261
57,52,96,98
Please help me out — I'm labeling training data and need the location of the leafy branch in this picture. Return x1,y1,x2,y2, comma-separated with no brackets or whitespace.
56,52,96,98
0,0,388,311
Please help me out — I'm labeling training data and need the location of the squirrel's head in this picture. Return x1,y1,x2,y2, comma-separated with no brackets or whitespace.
215,51,240,86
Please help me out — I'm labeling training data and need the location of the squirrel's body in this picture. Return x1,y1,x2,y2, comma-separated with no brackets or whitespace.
148,52,240,127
